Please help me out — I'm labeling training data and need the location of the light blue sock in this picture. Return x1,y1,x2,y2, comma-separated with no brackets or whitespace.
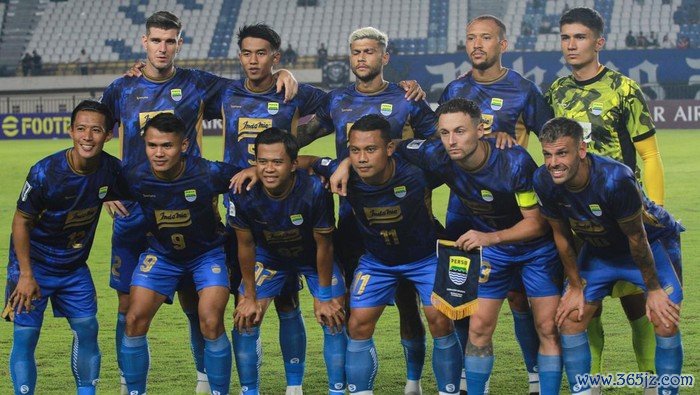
432,333,462,393
537,353,562,395
204,333,232,395
346,338,378,393
561,332,591,394
323,325,347,394
465,351,494,394
656,332,683,395
10,324,40,395
115,312,126,378
278,308,306,386
512,310,540,375
185,311,206,374
232,327,261,394
121,334,149,394
401,335,426,381
68,316,101,392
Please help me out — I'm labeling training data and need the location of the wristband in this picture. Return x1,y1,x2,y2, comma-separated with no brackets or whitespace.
317,285,333,302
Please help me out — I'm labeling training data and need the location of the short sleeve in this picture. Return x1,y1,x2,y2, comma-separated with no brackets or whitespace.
409,100,437,139
16,165,45,217
100,81,121,125
311,182,335,233
226,191,250,230
622,79,656,142
298,85,327,117
209,161,241,194
608,172,644,224
311,157,337,179
523,84,554,137
314,93,335,132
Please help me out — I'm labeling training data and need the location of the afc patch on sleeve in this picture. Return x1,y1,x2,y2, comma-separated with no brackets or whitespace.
320,158,332,167
406,139,426,149
20,181,33,202
228,201,236,217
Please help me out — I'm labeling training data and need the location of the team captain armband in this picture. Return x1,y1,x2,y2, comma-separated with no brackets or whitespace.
515,190,538,208
431,240,480,320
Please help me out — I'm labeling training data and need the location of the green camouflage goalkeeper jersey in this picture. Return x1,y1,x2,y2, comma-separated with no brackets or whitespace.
545,67,655,178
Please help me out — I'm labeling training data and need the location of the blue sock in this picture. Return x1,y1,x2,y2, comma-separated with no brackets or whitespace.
115,313,126,378
323,325,347,394
346,338,378,393
656,333,683,395
232,327,261,394
10,324,40,395
465,350,494,394
121,335,149,394
401,335,426,381
204,333,232,395
432,333,462,393
278,308,306,386
561,332,591,394
77,386,96,395
68,317,101,391
185,311,206,374
538,353,562,395
512,310,540,375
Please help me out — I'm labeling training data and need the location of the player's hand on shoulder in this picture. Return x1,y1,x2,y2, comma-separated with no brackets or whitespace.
230,166,258,194
274,69,298,103
10,273,41,315
329,158,351,196
104,201,130,218
645,288,680,329
124,60,146,78
399,80,426,101
487,131,518,149
555,285,585,327
314,297,345,333
233,295,262,332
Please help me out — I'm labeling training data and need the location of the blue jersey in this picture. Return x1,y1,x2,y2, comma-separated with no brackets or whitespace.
219,80,325,168
534,154,679,258
316,82,436,160
314,156,439,265
11,150,123,275
101,68,225,167
439,69,552,147
122,156,240,262
396,138,551,254
227,171,335,268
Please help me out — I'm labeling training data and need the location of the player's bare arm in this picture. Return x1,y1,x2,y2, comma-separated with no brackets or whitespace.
618,213,680,328
294,117,332,147
328,157,352,196
312,231,344,332
233,228,262,332
455,205,548,251
9,211,41,314
547,217,586,326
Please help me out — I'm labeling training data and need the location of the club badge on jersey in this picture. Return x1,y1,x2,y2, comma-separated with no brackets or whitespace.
431,240,481,320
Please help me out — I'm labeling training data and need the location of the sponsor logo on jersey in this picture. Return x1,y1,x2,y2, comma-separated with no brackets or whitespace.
448,255,470,285
394,185,407,198
569,218,605,233
263,229,302,243
481,114,494,133
490,98,503,111
268,102,279,115
184,189,197,202
238,118,273,141
20,181,32,202
98,185,108,199
170,89,182,102
290,213,304,225
406,139,425,149
380,103,393,116
138,110,175,129
590,102,603,116
363,206,403,225
480,189,494,202
155,209,192,229
589,204,602,216
64,206,100,229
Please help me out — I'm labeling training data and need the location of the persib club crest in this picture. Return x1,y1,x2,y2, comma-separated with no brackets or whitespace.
448,255,470,285
98,186,108,199
490,97,503,111
590,102,603,116
380,103,393,116
394,185,407,198
170,88,182,102
589,204,602,216
268,102,279,115
480,189,494,202
290,214,304,225
184,189,197,202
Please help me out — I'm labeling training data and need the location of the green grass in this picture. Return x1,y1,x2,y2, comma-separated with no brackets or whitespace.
0,131,697,394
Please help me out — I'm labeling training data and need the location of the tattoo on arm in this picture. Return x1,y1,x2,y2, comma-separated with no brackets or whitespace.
295,117,331,147
466,340,494,357
619,214,661,291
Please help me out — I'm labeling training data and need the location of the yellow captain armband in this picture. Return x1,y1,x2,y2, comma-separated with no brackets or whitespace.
515,190,538,208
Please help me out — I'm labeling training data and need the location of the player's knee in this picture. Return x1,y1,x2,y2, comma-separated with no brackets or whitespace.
198,312,224,339
124,311,150,336
506,290,530,312
347,316,375,340
559,315,588,335
425,310,454,338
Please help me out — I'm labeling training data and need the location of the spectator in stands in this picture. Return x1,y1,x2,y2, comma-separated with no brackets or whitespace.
649,32,659,47
31,50,42,76
75,49,92,75
316,43,328,68
283,43,298,67
522,21,534,36
539,19,552,34
677,35,690,49
625,30,637,47
21,53,32,76
636,31,648,48
662,33,674,48
386,40,397,54
456,40,466,52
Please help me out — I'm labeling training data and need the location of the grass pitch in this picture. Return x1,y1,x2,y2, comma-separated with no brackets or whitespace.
0,131,697,394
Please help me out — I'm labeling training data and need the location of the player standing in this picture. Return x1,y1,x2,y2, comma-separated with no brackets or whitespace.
546,8,666,389
439,16,554,394
229,128,346,395
534,117,683,395
4,101,121,395
118,113,241,395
